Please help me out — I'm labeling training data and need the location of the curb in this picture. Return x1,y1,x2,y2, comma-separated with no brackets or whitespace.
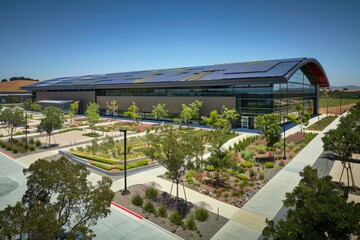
0,149,16,160
111,201,143,220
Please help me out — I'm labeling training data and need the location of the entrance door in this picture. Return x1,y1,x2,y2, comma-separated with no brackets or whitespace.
241,116,248,128
248,117,255,129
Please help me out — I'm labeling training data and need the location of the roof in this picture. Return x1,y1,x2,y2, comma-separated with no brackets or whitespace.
0,80,38,92
22,57,329,90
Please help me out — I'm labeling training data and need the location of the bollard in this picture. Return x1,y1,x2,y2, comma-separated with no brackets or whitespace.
217,207,219,220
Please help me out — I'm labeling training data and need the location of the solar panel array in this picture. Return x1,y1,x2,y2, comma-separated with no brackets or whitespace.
26,58,306,88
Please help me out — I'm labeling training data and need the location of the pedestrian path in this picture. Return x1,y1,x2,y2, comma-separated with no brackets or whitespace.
212,114,343,240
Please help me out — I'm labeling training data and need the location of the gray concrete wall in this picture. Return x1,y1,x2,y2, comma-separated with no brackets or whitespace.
96,96,236,115
35,91,96,113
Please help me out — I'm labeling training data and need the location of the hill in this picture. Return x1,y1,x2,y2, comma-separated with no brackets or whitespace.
0,80,38,92
329,85,360,91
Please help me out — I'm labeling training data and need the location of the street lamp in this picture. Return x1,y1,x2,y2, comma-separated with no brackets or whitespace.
119,129,130,195
283,116,287,160
25,112,28,150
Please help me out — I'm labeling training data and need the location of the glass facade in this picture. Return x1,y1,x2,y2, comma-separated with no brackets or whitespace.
95,69,317,127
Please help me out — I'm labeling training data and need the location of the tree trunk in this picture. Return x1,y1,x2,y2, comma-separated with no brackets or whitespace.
176,179,179,202
48,133,51,146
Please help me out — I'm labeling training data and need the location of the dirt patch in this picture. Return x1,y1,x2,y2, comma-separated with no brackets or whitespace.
319,104,355,115
113,184,229,240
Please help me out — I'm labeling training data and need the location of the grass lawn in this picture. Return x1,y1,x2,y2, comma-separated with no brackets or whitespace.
306,116,338,131
319,97,358,108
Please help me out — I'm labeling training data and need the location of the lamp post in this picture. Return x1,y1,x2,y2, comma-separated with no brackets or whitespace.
119,129,130,195
25,112,28,150
283,116,287,160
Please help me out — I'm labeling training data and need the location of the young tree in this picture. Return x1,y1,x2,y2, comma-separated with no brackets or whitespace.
151,103,168,123
189,100,203,121
145,127,193,200
222,106,240,122
38,106,63,146
203,110,223,129
105,100,119,116
287,103,310,133
124,102,140,122
0,107,25,140
68,100,80,122
86,102,100,131
23,98,33,111
255,114,281,159
180,104,193,126
263,166,360,239
0,157,114,239
206,125,234,181
31,102,42,112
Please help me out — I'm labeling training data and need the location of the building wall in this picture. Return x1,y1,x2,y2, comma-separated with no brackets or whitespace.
36,91,95,113
96,96,236,116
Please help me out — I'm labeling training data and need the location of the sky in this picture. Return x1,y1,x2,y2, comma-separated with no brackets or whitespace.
0,0,359,86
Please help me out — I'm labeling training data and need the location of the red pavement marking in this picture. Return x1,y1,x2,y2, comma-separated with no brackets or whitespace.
0,149,16,160
111,201,143,220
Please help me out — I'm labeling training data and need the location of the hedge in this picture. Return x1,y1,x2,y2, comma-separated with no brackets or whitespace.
71,150,118,165
90,161,114,170
118,159,149,170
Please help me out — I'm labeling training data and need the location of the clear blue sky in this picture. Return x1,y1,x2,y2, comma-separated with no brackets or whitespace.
1,0,359,86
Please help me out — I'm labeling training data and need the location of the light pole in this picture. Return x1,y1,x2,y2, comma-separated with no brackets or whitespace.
25,112,28,150
119,129,130,195
283,116,287,160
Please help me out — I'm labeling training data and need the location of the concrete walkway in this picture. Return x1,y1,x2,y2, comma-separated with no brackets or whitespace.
212,114,343,240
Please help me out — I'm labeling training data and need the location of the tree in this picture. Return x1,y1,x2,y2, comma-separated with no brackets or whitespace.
203,110,223,129
189,100,203,121
151,103,168,123
180,100,203,126
22,99,33,111
5,95,20,104
86,102,100,131
105,100,119,116
183,132,206,169
1,78,7,82
206,125,234,181
38,106,63,146
222,106,240,122
0,107,25,140
287,103,310,133
124,102,140,122
31,102,42,112
255,114,281,159
145,127,193,200
68,100,79,122
263,166,360,239
0,157,114,239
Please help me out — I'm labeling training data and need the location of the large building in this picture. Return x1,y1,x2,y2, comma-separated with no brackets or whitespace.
23,57,329,129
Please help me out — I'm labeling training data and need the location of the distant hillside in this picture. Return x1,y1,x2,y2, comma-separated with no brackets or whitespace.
0,80,38,92
329,85,360,91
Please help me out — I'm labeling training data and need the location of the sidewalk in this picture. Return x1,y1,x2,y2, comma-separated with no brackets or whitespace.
212,114,343,240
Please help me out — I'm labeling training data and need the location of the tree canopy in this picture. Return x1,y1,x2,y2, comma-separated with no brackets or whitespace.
0,157,114,239
38,106,63,145
105,100,119,116
180,100,203,126
287,103,311,133
255,114,281,157
86,102,100,131
151,103,168,122
68,100,80,121
0,107,25,140
124,102,140,122
263,166,360,239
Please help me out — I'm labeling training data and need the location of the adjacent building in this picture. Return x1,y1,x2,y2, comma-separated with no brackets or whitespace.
22,57,329,128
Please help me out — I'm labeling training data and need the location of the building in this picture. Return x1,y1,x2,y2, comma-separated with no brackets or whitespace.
22,57,329,129
0,80,34,104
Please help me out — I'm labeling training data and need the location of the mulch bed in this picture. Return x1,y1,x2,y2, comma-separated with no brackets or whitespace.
113,184,229,240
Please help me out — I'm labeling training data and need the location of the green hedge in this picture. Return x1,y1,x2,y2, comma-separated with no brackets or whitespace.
91,161,114,170
71,150,118,165
118,159,149,170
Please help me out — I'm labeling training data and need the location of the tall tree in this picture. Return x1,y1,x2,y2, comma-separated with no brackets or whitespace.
145,127,193,200
222,106,240,122
0,157,114,239
105,100,119,116
263,166,360,239
124,102,140,122
0,107,25,140
86,102,100,132
180,104,193,126
68,100,80,122
22,99,33,111
151,103,168,123
38,106,63,146
189,100,203,121
255,114,281,159
203,110,224,129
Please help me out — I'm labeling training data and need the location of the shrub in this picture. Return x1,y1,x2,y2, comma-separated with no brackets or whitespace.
226,169,234,175
236,173,250,180
242,149,254,161
265,162,274,169
119,160,149,170
145,187,158,199
143,201,157,215
12,148,18,154
29,138,35,144
240,161,253,168
186,174,193,183
71,151,118,165
35,139,41,146
90,162,113,171
29,146,35,151
205,165,214,171
6,146,12,151
170,211,183,226
195,208,209,222
257,144,266,154
132,194,143,206
259,171,265,180
185,215,197,231
15,131,22,136
157,205,168,218
82,132,101,138
279,160,286,167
